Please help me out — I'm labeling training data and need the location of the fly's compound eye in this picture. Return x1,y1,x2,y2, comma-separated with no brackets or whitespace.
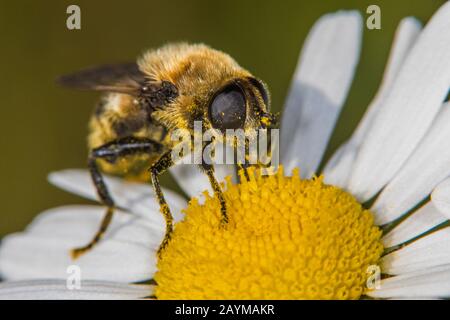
209,84,246,130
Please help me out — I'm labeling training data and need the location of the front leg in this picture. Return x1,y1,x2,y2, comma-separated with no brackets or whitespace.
200,139,228,225
237,137,251,181
201,163,228,225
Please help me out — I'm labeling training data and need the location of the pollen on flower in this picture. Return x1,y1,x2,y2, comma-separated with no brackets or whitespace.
154,166,383,300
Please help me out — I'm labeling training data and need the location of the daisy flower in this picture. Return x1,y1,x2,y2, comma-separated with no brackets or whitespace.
1,3,450,300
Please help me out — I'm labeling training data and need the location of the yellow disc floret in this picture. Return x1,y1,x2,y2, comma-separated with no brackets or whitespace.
155,167,383,299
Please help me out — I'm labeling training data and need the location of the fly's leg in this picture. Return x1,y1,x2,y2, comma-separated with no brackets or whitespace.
200,139,228,226
149,151,175,258
70,158,115,259
237,137,250,181
238,163,250,182
202,163,228,225
71,137,163,259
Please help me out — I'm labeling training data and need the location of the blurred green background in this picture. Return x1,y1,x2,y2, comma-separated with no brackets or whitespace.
0,0,445,236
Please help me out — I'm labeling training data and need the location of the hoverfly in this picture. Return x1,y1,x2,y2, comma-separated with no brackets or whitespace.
58,43,276,258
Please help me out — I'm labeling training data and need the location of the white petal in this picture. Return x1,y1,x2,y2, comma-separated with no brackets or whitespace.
367,265,450,298
431,177,450,219
48,169,186,224
348,3,450,201
372,103,450,225
0,206,161,282
376,18,423,94
382,202,447,248
324,17,422,187
381,227,450,275
281,11,362,178
323,142,356,188
0,280,152,300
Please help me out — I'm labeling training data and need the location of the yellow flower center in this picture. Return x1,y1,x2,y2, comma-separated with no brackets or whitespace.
154,167,383,299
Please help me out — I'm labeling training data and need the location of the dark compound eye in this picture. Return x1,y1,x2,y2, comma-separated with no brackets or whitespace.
209,84,246,130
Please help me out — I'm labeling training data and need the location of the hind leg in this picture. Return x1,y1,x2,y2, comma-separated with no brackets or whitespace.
71,137,163,259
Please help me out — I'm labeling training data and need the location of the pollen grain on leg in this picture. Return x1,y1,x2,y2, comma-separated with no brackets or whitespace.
154,166,383,300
